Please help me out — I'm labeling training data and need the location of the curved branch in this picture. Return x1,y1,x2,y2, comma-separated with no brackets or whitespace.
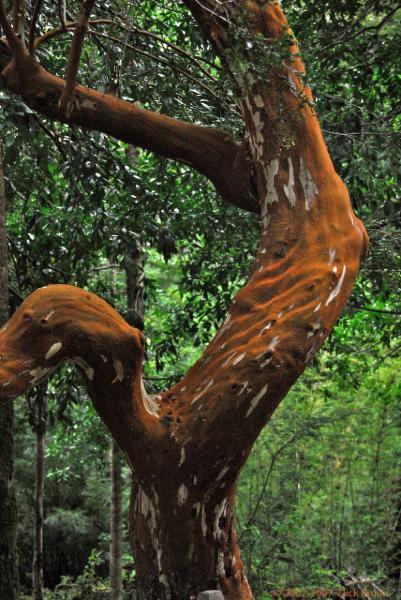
0,55,256,212
34,18,113,47
0,285,163,466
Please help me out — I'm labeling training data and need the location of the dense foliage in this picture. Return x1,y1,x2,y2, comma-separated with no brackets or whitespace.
0,0,400,598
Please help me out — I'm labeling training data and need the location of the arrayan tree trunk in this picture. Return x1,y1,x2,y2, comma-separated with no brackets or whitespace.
0,2,368,599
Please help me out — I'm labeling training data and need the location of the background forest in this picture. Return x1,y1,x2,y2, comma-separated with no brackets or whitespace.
0,0,400,599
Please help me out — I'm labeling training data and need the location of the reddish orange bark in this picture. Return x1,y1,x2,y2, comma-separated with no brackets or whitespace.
0,2,368,598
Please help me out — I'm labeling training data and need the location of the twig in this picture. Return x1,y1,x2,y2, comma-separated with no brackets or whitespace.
34,18,112,48
58,0,96,116
238,432,301,542
94,30,223,106
8,284,23,301
34,16,219,81
31,114,67,157
349,303,401,316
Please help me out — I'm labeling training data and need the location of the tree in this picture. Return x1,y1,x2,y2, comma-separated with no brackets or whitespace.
0,2,368,598
0,142,18,600
31,384,48,600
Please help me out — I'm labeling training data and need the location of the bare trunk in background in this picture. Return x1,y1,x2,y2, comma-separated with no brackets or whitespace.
0,143,18,600
32,384,48,600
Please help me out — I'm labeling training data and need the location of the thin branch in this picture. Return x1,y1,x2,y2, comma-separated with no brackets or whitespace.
31,114,67,157
34,17,219,81
28,0,44,55
59,0,96,116
238,433,301,542
94,30,223,106
34,18,112,48
320,4,401,51
349,303,401,316
125,22,220,81
8,284,23,301
343,4,401,43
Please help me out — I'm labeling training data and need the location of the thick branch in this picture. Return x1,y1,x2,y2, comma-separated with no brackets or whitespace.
0,285,163,468
0,55,256,212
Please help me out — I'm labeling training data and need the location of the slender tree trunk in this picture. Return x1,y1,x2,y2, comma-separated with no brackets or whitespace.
124,237,145,332
0,143,18,600
32,385,48,600
109,239,145,599
110,440,123,600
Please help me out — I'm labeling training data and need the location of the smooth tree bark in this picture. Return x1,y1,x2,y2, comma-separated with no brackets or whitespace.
0,2,369,599
0,142,18,600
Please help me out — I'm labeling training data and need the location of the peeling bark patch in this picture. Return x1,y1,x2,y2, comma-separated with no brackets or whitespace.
190,377,214,404
159,574,171,599
29,366,50,383
325,265,346,306
307,321,321,338
213,498,228,540
233,352,246,366
253,94,264,108
264,159,280,205
246,384,268,417
201,505,207,537
222,352,237,368
178,447,185,467
177,483,188,507
216,465,230,480
141,377,160,416
237,381,248,396
112,359,124,383
217,550,225,578
259,321,272,335
283,158,296,207
299,157,318,210
45,342,62,360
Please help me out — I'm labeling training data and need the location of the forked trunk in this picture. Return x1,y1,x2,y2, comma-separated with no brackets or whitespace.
0,2,369,599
